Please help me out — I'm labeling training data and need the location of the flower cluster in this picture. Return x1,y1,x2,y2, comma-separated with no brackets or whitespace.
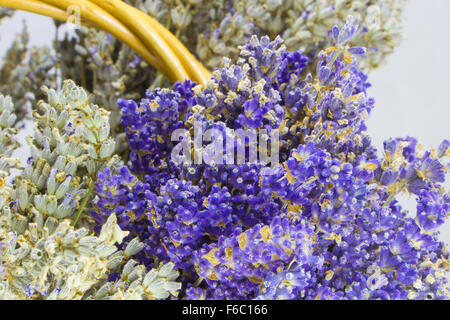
132,0,406,70
0,94,20,210
0,0,406,153
0,2,448,301
0,94,19,160
0,82,181,299
85,260,181,300
93,19,449,300
0,210,126,299
0,23,57,123
56,24,159,144
190,217,317,299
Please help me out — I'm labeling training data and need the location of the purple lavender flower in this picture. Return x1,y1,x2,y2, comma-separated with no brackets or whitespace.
416,188,449,232
96,20,450,300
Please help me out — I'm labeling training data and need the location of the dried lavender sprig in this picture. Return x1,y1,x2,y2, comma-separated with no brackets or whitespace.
85,260,181,300
0,94,20,207
2,0,405,135
112,22,448,299
16,79,121,227
0,22,57,123
0,208,126,299
134,0,406,71
0,94,19,158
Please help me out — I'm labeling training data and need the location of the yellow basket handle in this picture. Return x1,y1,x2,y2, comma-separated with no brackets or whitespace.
0,0,211,85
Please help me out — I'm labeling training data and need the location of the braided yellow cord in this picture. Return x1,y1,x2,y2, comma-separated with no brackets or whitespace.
90,0,211,85
41,0,184,80
0,0,211,85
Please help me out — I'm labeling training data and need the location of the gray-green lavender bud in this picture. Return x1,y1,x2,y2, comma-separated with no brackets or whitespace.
85,260,181,300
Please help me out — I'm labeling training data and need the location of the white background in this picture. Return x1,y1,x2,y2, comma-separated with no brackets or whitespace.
1,1,449,251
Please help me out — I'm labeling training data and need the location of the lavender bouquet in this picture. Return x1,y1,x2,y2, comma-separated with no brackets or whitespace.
0,1,448,300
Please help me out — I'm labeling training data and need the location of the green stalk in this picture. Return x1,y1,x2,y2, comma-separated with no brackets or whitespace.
384,193,396,207
327,49,342,69
72,179,95,226
93,69,97,92
194,276,204,287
